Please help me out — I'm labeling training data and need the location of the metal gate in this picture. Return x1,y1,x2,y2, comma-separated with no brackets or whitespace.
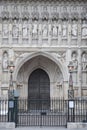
16,99,67,127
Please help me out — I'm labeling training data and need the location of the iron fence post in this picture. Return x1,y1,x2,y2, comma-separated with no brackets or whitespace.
8,90,14,122
14,97,18,127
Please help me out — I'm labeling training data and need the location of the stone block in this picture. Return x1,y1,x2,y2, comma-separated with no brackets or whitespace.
67,122,87,128
0,122,15,128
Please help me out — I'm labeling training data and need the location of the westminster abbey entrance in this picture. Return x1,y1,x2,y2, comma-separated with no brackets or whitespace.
16,54,67,127
28,68,50,110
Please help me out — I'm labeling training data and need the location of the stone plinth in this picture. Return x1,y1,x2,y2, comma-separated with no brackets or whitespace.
67,122,87,128
0,122,15,128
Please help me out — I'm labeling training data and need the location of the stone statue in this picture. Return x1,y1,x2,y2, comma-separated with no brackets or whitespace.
82,20,87,37
2,52,8,70
71,20,78,37
22,21,28,37
82,53,87,70
12,19,19,38
3,24,8,37
52,25,58,37
32,23,38,36
72,52,78,70
42,24,48,37
62,21,67,37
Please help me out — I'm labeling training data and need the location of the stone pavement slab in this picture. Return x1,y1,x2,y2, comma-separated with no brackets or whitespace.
1,127,87,130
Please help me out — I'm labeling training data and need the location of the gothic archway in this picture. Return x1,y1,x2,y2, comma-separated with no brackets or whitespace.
28,68,50,110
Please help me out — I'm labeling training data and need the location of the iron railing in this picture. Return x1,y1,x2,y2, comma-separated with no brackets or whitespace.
0,99,8,122
0,98,87,126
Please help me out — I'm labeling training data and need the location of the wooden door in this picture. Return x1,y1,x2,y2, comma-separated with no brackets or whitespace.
28,68,50,110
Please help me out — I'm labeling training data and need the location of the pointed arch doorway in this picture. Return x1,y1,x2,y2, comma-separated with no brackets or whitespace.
28,68,50,110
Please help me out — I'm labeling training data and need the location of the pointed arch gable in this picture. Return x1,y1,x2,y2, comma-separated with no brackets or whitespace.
13,52,68,82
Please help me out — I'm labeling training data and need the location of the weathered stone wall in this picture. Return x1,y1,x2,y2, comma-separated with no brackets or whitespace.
0,0,87,99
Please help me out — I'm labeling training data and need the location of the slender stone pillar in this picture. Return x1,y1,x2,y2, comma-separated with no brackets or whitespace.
9,19,12,46
78,49,82,98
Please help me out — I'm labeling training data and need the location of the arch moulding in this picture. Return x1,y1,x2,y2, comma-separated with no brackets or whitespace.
13,51,68,83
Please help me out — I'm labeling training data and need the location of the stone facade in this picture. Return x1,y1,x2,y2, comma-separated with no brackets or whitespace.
0,0,87,99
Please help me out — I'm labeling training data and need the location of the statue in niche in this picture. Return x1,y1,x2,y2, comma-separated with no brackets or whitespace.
22,20,28,37
2,52,8,70
82,53,87,70
52,25,58,37
71,20,78,37
3,24,9,37
72,52,78,70
62,21,67,37
55,67,63,89
32,22,38,36
12,19,19,38
82,20,87,37
42,24,48,37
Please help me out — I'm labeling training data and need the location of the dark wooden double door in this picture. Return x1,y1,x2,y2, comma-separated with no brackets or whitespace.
28,68,50,110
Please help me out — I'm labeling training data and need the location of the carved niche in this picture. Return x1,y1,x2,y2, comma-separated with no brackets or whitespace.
81,52,87,71
82,19,87,38
2,51,8,71
71,51,78,71
71,19,78,38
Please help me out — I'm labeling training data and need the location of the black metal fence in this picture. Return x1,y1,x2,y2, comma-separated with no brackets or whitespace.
0,99,8,122
0,98,87,127
17,99,67,127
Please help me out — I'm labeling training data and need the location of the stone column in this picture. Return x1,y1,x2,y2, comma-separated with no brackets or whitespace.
78,19,81,46
0,19,2,46
0,50,2,96
38,22,42,46
29,23,32,46
58,19,62,45
78,49,82,98
48,23,51,46
63,81,68,99
66,49,72,99
0,21,2,96
68,19,71,46
9,19,12,46
19,20,22,45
